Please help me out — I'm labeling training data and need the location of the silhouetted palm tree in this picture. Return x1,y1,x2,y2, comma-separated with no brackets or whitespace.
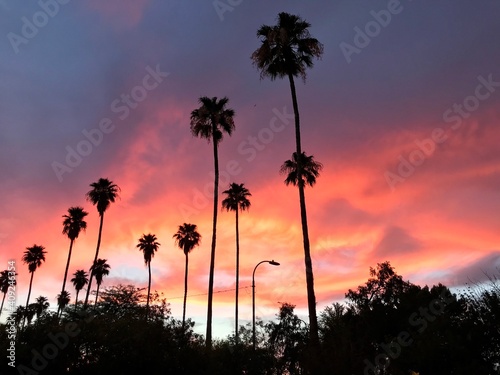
22,244,46,326
136,233,160,311
90,259,110,306
0,270,12,317
173,223,201,328
57,291,71,315
252,12,323,345
190,96,235,348
83,178,120,308
59,206,88,315
34,296,49,319
222,182,251,344
280,152,323,188
71,269,88,310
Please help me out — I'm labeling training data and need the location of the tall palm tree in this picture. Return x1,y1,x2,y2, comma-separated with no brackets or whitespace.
22,244,46,326
252,12,324,345
173,223,201,328
59,206,88,315
190,96,235,348
221,182,251,344
57,291,71,315
34,296,49,320
136,233,160,311
0,270,13,317
90,258,110,307
83,178,120,308
71,269,88,310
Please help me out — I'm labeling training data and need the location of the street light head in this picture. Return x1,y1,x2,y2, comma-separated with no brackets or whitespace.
269,260,280,266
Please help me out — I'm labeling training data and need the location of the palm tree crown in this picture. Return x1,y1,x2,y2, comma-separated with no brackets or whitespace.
34,296,49,319
22,245,47,274
280,152,323,188
91,259,110,287
71,270,89,292
137,234,160,266
251,12,324,81
62,206,88,241
190,96,235,145
222,183,252,212
173,224,201,255
85,178,120,216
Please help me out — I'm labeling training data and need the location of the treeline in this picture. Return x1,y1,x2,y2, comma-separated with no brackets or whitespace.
1,262,498,374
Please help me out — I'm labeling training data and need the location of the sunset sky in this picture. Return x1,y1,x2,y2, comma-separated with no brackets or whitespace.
1,1,499,338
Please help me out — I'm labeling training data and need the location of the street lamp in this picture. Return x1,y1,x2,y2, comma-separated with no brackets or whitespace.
252,259,280,350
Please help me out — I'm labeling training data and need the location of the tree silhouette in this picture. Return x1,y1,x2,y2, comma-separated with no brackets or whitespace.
136,233,160,311
57,290,71,315
33,295,49,319
22,244,46,326
90,258,110,306
71,269,88,310
252,12,323,345
59,206,88,316
190,96,235,348
83,178,120,308
0,270,13,317
173,223,201,328
221,182,251,344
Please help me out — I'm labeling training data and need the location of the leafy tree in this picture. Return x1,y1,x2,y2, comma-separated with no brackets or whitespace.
71,269,89,309
252,12,324,345
190,96,235,348
136,233,161,311
22,244,46,326
221,182,251,344
83,178,120,308
90,259,110,306
173,223,201,328
59,206,88,315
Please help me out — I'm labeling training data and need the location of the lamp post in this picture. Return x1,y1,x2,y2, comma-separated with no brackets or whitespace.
252,259,280,350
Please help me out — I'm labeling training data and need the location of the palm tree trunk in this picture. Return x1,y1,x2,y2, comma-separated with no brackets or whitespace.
147,261,151,311
182,252,189,328
288,73,319,346
94,284,100,307
23,272,35,328
0,292,6,317
84,213,104,308
206,129,219,349
235,208,240,345
74,290,80,311
59,239,74,316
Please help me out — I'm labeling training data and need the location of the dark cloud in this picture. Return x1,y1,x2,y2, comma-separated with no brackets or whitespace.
373,226,421,258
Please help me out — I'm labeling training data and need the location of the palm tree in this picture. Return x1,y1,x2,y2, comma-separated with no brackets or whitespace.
71,270,88,310
190,96,235,348
221,183,251,344
90,258,110,306
57,291,71,315
173,223,201,328
83,178,120,308
22,244,47,326
34,296,49,319
136,233,160,311
59,206,88,315
0,270,13,317
252,12,324,345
